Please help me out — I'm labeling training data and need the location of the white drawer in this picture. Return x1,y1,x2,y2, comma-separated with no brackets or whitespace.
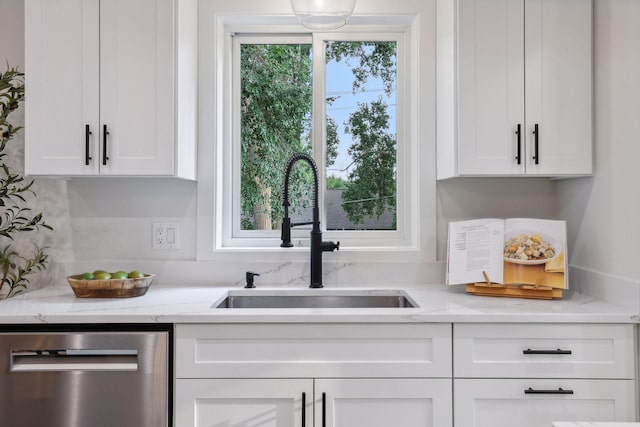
176,323,452,378
454,323,634,379
454,378,636,427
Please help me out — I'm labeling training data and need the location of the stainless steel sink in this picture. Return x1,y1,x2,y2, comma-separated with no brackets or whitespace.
213,290,417,309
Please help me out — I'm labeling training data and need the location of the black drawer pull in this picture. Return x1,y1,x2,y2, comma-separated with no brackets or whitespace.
525,387,573,395
523,348,572,355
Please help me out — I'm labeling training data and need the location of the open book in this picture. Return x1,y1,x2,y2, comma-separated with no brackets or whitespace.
446,218,568,288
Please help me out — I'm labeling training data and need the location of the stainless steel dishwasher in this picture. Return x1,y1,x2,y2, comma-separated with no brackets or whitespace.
0,324,171,427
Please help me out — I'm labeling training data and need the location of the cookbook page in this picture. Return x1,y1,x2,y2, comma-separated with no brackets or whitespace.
503,218,568,289
446,219,504,285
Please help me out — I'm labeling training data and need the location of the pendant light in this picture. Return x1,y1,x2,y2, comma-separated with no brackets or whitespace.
290,0,357,30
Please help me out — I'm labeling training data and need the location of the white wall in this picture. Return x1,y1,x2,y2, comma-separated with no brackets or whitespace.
1,0,558,287
0,1,23,62
557,0,640,282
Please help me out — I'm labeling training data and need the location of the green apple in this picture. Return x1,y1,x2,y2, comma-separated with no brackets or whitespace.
128,271,144,279
111,271,129,280
93,271,112,280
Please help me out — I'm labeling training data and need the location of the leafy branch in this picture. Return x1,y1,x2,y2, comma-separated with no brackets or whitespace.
0,245,49,299
1,207,52,239
0,64,52,299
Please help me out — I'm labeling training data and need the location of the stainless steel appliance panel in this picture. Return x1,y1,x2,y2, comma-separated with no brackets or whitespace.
0,328,169,427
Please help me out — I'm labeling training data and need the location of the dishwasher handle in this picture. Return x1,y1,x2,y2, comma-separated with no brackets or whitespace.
11,349,139,372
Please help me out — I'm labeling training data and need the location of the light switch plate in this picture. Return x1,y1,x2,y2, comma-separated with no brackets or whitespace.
153,222,180,250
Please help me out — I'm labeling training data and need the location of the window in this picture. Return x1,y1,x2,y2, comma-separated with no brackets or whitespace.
224,30,411,248
324,40,398,232
236,36,313,233
236,35,399,234
198,9,435,259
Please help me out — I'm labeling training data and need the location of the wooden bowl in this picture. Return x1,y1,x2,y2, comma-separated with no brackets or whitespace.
66,274,155,298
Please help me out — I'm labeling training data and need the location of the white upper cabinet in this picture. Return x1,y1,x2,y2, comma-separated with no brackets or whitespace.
24,0,100,175
524,0,592,176
455,0,526,176
25,0,197,179
437,0,592,178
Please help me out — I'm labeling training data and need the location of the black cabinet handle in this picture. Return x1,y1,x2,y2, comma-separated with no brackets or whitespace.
301,392,306,427
525,387,573,395
85,124,93,165
322,392,326,427
515,123,522,164
523,348,572,355
532,123,539,164
102,124,110,166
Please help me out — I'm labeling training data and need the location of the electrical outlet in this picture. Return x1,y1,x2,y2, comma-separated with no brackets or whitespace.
153,223,180,250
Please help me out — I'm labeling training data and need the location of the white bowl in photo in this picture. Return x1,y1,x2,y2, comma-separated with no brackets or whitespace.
503,231,562,265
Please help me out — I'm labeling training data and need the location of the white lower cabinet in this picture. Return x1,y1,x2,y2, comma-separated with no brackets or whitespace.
174,322,636,427
453,323,637,426
318,378,451,427
454,378,636,427
174,323,453,427
175,378,451,427
175,379,312,427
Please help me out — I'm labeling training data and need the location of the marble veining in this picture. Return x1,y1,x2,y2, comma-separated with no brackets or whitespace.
231,261,295,286
283,262,355,286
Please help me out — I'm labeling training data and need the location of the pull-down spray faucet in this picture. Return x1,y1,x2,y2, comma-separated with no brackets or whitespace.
280,153,339,288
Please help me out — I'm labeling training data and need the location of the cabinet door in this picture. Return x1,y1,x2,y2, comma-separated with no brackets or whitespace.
456,0,525,175
525,0,592,175
316,378,452,427
99,0,175,175
25,0,100,175
454,379,636,427
175,379,312,427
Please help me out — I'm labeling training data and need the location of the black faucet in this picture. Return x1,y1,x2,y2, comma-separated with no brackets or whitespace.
280,153,339,288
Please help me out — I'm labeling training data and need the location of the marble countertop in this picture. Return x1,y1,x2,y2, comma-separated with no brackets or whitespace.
553,423,640,427
0,284,637,324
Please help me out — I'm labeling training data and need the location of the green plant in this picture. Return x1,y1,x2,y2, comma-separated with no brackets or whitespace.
0,64,52,299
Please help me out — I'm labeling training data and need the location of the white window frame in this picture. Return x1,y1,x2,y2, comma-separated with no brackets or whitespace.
229,31,411,249
196,1,436,263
